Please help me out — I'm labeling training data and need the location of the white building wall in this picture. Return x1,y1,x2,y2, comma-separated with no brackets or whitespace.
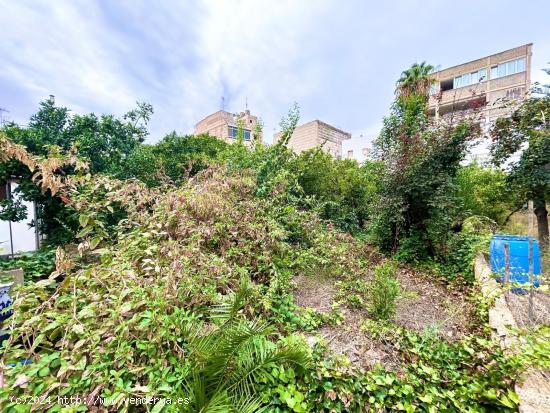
0,181,38,255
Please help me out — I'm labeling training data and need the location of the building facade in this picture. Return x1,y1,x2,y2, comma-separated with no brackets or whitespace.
194,109,262,145
273,120,351,158
428,44,532,161
342,134,375,164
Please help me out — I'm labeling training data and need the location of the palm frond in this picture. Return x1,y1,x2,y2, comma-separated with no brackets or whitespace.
180,274,310,412
211,275,254,324
226,341,311,399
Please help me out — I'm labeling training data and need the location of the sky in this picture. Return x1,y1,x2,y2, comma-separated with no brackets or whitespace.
1,0,549,156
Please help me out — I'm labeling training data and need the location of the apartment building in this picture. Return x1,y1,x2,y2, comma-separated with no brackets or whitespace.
194,109,262,145
428,44,532,119
273,120,351,158
428,44,532,161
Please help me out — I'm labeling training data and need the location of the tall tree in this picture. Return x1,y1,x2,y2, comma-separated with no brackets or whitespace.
373,63,480,260
490,95,550,249
0,100,153,245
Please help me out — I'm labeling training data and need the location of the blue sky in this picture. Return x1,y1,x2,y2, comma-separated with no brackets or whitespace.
1,0,549,154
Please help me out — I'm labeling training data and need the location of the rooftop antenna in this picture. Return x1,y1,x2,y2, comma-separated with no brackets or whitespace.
221,96,225,111
245,97,248,111
0,107,9,125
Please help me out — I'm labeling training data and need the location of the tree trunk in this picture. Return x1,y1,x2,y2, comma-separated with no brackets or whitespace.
534,198,549,250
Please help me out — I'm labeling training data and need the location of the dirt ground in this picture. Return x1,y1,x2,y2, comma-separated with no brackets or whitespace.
293,266,476,371
506,289,550,327
395,267,475,339
294,274,401,371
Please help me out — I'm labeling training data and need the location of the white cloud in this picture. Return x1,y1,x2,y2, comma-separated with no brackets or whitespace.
0,1,137,115
1,0,549,143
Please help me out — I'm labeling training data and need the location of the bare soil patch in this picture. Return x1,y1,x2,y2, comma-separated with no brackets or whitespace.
293,274,401,371
505,289,550,327
293,263,476,370
293,274,336,313
316,310,402,371
395,267,475,339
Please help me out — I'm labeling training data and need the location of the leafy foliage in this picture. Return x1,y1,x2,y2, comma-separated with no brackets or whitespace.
260,321,521,412
290,150,381,232
0,249,56,281
117,133,229,187
396,62,435,98
181,279,310,412
455,163,516,225
0,100,153,245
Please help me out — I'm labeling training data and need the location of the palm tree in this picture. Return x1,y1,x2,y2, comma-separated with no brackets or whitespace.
396,62,435,98
181,278,310,412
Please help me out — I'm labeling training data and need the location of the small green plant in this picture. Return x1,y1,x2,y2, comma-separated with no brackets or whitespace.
369,261,399,320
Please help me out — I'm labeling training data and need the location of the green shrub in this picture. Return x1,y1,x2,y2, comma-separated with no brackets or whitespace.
455,163,516,225
290,150,380,232
371,77,479,262
369,261,399,320
0,248,56,281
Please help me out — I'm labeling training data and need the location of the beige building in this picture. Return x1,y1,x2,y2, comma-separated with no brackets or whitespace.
429,44,532,119
428,44,532,161
273,120,351,158
194,109,262,145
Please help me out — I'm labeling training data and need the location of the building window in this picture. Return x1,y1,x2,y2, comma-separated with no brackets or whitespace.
490,57,526,80
347,150,353,159
440,78,454,91
453,68,487,89
228,126,251,141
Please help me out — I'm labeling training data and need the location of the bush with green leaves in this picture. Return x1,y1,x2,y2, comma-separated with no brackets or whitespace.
288,150,381,232
434,221,491,283
0,248,56,281
455,163,516,225
368,261,399,320
117,132,230,187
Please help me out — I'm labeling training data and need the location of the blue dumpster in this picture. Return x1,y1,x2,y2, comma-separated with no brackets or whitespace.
489,234,540,286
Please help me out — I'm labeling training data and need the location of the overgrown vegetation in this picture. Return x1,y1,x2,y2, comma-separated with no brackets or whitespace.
0,62,547,412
